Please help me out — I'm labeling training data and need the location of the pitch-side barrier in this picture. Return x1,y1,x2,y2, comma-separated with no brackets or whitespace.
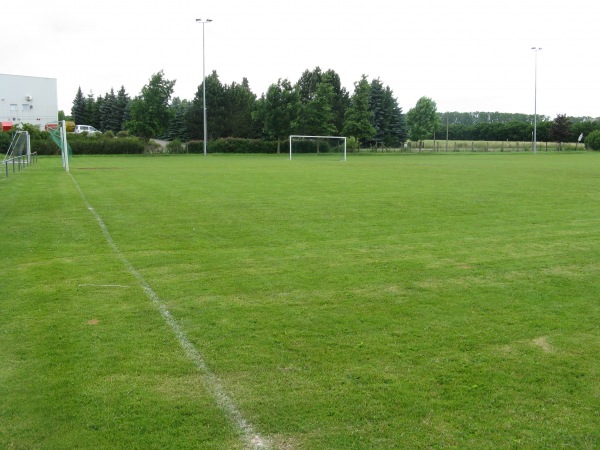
3,152,37,177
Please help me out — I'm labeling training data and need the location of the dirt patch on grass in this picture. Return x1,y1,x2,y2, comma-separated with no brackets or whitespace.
269,434,301,449
532,336,554,353
87,319,100,325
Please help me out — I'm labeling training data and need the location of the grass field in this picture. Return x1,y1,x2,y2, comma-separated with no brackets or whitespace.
2,152,600,449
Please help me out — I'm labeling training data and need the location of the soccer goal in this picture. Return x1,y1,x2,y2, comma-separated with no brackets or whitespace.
289,135,347,161
47,120,72,173
3,130,35,177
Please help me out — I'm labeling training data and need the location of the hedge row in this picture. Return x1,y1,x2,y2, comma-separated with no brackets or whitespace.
70,137,144,155
31,140,60,155
187,138,279,154
28,137,144,155
21,135,278,156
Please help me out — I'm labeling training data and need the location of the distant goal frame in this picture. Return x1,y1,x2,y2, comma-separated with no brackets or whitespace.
289,135,347,161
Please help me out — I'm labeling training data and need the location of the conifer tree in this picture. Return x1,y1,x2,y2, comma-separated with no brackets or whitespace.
343,75,376,147
115,86,131,132
71,87,87,125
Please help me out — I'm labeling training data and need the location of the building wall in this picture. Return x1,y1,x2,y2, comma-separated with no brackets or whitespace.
0,73,58,129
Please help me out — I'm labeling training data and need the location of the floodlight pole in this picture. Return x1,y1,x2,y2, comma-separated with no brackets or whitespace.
197,18,212,157
531,47,542,155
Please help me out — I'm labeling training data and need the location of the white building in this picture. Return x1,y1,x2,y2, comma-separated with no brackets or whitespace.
0,73,58,130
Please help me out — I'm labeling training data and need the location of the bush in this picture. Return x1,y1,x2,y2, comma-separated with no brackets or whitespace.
166,139,184,154
144,140,162,154
346,137,359,151
69,136,144,155
187,141,203,153
0,130,144,156
187,138,278,154
0,132,11,153
585,130,600,151
211,138,278,154
32,140,60,155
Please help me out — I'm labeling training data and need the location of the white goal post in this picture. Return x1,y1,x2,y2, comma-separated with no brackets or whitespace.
3,130,33,177
289,135,347,161
47,120,71,173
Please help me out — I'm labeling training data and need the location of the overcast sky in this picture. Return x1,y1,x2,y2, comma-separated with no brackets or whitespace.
4,0,598,118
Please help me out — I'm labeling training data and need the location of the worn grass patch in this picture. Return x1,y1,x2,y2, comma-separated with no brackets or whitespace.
2,152,600,448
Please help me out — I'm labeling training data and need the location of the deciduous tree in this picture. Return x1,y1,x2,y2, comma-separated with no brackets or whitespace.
297,81,337,138
549,114,572,150
126,70,175,140
254,79,301,153
407,97,439,146
226,78,257,138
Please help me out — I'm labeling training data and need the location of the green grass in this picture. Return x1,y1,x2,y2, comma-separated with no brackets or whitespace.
2,152,600,448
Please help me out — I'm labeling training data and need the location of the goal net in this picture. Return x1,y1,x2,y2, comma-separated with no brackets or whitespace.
47,120,72,172
3,130,31,162
289,135,347,161
3,130,34,176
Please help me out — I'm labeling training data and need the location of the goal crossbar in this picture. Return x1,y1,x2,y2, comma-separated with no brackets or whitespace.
289,135,347,161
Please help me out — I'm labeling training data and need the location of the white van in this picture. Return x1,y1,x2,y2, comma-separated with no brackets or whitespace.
74,125,101,134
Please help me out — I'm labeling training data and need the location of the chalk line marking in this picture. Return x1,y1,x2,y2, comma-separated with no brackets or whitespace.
69,173,269,450
78,284,130,288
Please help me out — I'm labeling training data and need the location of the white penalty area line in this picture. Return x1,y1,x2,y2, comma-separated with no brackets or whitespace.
69,173,270,450
78,284,130,288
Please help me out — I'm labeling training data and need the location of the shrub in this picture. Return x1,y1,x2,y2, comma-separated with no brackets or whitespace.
210,138,278,154
346,137,359,151
187,140,203,154
116,130,129,138
166,139,184,154
19,123,44,140
69,136,144,155
32,140,60,155
290,140,333,154
187,138,278,154
144,140,162,154
0,132,11,152
0,130,143,156
585,130,600,151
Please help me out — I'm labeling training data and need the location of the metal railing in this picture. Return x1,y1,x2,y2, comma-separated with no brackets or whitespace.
3,152,37,177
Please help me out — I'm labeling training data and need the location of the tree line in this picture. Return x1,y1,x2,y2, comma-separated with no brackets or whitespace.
438,112,600,144
69,67,407,150
68,67,600,148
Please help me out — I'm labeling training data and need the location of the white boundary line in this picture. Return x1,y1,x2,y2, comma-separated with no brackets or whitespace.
78,284,130,288
69,173,269,450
